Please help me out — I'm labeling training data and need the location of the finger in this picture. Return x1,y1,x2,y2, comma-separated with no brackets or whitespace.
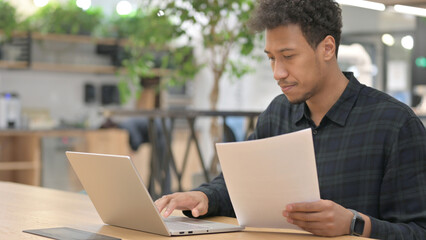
155,195,171,213
290,218,328,230
301,227,335,237
299,227,326,236
163,199,178,217
192,208,200,218
284,211,324,222
287,200,327,212
191,201,208,218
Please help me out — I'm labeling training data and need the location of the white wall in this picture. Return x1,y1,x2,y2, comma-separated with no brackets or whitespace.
0,70,122,128
341,5,416,34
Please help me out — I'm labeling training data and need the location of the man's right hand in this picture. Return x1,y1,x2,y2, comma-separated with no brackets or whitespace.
154,191,209,218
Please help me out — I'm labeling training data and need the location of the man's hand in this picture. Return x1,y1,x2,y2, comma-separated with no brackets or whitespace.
154,191,209,218
282,199,354,237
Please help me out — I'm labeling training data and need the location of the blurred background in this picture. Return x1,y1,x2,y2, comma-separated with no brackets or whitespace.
0,0,425,197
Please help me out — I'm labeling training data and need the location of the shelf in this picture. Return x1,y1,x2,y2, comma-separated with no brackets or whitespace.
0,30,173,75
0,60,118,74
0,60,28,69
0,61,172,75
0,30,28,38
0,161,36,171
0,30,126,46
31,32,127,46
32,62,117,74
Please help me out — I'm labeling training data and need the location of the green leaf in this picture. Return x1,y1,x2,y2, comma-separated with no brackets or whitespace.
0,0,17,38
27,0,103,35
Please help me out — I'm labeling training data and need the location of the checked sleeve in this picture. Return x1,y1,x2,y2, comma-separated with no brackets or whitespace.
369,117,426,240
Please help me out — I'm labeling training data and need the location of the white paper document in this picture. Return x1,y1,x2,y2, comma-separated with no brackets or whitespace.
216,128,320,230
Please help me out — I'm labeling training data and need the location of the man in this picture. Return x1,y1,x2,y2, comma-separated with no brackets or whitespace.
155,0,426,239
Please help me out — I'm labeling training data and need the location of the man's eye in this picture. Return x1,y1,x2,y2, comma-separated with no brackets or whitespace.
284,55,294,59
268,56,275,61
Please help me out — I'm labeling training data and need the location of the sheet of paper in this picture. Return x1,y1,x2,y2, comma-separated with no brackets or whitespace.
216,128,320,230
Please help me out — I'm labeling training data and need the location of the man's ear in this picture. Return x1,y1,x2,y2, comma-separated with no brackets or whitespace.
321,35,336,61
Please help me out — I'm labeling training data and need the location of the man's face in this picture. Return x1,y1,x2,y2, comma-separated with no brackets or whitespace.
264,24,324,104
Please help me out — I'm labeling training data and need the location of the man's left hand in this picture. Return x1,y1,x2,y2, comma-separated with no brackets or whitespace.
283,199,353,237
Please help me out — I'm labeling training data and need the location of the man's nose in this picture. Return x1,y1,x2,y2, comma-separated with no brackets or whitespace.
273,61,289,81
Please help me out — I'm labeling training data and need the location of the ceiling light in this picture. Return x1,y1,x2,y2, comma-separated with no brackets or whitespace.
401,35,414,50
394,4,426,18
76,0,91,11
381,34,395,46
116,0,133,16
33,0,49,7
335,0,385,11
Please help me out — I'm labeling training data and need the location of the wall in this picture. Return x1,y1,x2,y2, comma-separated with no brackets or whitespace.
341,5,416,34
0,70,124,128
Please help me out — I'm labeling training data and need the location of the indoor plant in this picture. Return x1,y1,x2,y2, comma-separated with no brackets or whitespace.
163,0,258,111
161,0,260,154
0,0,18,39
110,8,200,104
25,0,103,35
0,0,18,60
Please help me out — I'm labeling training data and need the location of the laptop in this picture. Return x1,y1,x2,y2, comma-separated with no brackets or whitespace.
65,151,243,236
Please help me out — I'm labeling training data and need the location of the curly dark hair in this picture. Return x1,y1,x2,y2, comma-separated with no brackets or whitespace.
249,0,342,56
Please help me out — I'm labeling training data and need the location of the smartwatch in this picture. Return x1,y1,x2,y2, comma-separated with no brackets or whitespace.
348,209,365,236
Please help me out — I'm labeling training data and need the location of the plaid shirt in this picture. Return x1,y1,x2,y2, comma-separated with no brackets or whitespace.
186,72,426,239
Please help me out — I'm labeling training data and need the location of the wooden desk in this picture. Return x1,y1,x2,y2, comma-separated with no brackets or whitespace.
0,181,372,240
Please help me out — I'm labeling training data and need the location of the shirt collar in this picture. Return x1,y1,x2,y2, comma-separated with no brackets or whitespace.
293,72,363,127
326,72,363,126
292,102,305,123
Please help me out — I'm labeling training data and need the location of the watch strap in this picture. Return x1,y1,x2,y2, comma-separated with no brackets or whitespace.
348,209,364,236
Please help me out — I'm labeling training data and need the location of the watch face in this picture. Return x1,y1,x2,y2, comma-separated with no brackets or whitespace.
354,217,365,235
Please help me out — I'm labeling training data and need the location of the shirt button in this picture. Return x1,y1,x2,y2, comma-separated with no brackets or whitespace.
312,129,318,135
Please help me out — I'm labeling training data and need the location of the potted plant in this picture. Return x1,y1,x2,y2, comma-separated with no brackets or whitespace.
0,0,18,60
25,0,103,35
0,0,18,39
109,8,200,105
163,0,258,110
